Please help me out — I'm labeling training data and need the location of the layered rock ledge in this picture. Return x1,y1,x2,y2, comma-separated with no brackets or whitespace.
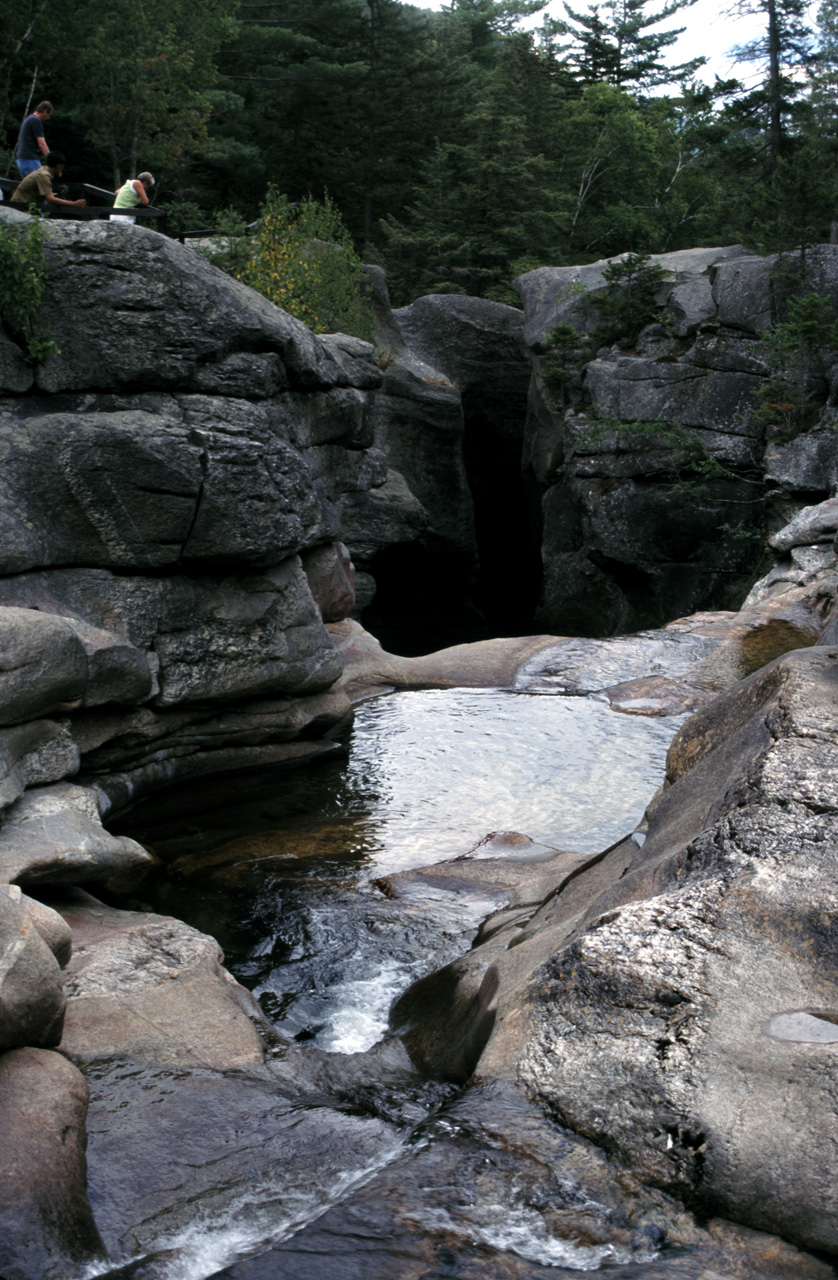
2,209,838,1277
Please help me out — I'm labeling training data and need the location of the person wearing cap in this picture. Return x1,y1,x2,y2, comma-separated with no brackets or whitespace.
111,172,155,223
15,101,53,178
10,152,86,210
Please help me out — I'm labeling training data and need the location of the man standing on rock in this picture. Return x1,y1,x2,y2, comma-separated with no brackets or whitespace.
11,152,86,212
15,101,53,178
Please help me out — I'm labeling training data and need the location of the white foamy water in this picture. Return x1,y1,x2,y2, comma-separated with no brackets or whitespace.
83,1142,408,1280
410,1202,655,1270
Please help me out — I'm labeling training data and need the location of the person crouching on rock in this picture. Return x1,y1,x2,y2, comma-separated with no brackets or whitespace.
111,172,155,223
10,152,86,213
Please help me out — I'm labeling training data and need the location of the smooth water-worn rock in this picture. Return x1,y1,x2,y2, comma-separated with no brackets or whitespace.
0,782,153,888
0,1047,105,1280
214,1077,832,1280
769,494,838,552
0,893,66,1050
395,646,838,1256
55,888,268,1071
1,884,73,966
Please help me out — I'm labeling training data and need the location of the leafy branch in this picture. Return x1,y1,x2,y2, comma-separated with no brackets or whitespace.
0,215,58,362
752,291,838,438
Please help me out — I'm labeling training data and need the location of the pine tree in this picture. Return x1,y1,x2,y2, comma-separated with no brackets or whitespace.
729,0,815,168
549,0,706,90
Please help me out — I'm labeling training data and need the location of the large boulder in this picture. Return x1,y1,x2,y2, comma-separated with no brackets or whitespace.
0,893,66,1050
0,213,346,394
0,607,88,724
393,293,531,441
0,1047,105,1279
0,558,341,709
0,397,337,575
0,604,151,721
57,889,268,1071
393,647,838,1256
0,782,153,888
513,246,748,349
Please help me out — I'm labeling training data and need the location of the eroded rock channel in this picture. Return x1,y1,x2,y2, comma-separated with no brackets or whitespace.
1,211,838,1279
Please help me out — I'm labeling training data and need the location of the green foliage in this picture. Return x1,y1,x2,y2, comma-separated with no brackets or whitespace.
718,520,762,542
754,290,838,436
3,0,838,302
73,0,240,184
585,414,740,495
591,251,668,345
202,205,253,279
223,187,373,341
0,216,57,361
540,252,668,400
166,200,208,238
739,138,838,256
547,0,706,89
539,320,595,402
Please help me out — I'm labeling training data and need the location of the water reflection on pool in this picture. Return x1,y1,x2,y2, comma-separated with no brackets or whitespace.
138,688,682,1055
342,689,682,875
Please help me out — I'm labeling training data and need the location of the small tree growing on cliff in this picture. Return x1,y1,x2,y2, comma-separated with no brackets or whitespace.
0,215,56,361
214,188,373,341
754,291,838,437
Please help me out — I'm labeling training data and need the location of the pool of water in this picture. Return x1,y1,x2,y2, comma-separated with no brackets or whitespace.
83,685,822,1280
135,689,682,1053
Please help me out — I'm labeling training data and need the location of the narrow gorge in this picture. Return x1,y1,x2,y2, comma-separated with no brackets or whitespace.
1,207,837,1280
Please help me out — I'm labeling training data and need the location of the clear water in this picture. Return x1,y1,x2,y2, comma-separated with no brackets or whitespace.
159,689,683,1054
340,689,681,875
100,686,687,1279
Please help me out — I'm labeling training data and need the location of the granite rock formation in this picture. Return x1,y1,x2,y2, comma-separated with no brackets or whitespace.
1,207,838,1277
513,244,838,637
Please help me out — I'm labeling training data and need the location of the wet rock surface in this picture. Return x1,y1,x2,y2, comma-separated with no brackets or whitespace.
0,1047,106,1280
2,216,838,1278
396,646,838,1256
212,1082,833,1280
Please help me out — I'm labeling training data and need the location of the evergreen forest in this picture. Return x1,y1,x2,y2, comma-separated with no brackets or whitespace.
1,0,837,306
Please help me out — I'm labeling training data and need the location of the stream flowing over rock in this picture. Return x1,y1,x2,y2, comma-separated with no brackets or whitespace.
1,207,838,1278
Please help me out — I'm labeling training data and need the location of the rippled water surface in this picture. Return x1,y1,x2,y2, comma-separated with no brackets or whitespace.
140,690,681,1054
341,690,681,872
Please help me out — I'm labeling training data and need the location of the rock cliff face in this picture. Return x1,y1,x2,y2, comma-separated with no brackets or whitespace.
353,273,536,650
0,212,389,1275
2,209,838,1278
514,244,838,637
0,211,390,822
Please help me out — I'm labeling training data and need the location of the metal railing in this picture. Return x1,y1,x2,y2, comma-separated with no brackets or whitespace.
0,176,167,234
